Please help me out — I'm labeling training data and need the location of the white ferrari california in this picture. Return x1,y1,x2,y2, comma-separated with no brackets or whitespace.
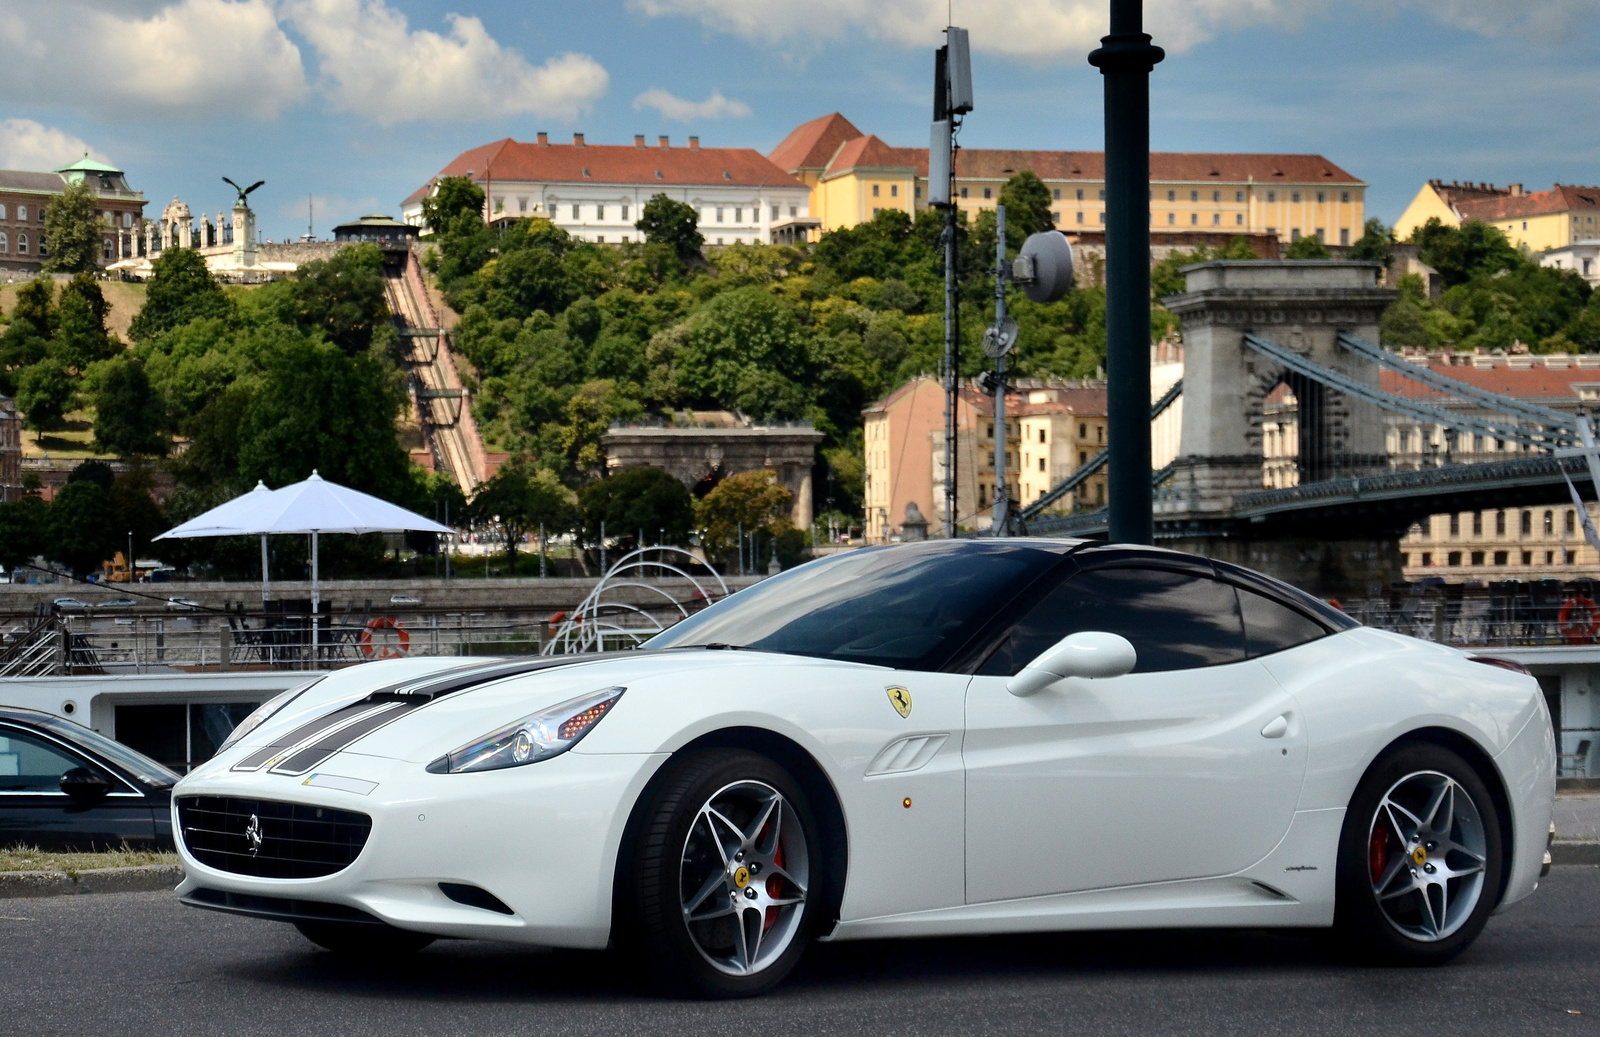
171,539,1556,996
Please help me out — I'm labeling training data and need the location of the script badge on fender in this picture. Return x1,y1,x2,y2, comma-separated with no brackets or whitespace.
885,686,913,719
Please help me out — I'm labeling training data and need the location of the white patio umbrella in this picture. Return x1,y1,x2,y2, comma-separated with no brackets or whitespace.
155,471,454,655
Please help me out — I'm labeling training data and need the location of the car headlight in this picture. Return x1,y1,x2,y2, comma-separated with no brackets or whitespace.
217,678,324,753
426,687,625,774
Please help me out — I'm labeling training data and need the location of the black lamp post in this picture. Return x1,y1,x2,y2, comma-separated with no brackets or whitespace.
1089,0,1163,545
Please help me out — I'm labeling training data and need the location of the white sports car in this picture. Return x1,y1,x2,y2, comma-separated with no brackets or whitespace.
172,540,1556,997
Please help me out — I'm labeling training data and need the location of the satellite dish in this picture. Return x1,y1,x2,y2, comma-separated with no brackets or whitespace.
984,317,1018,359
1017,231,1075,304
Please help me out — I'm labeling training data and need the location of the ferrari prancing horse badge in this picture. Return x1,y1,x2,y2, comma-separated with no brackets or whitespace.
885,686,912,719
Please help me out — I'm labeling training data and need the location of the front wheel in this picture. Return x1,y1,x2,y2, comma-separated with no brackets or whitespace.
1334,743,1503,965
619,749,821,998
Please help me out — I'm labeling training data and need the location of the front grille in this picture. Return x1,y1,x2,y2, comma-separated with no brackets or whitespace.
177,796,371,879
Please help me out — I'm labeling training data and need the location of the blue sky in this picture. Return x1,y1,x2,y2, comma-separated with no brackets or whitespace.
1,0,1596,242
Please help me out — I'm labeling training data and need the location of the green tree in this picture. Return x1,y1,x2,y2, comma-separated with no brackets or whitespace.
694,469,794,559
998,170,1056,245
42,179,106,274
1285,235,1332,259
53,277,116,371
46,479,115,576
667,286,811,418
279,244,390,354
1409,218,1521,288
420,175,486,231
467,459,577,575
0,493,47,572
16,357,74,430
0,278,56,388
128,246,230,342
577,465,695,548
92,356,166,455
1348,218,1393,266
636,194,704,263
68,459,116,491
109,464,166,559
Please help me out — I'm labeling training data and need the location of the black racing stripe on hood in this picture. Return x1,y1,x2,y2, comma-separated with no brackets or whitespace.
231,654,646,776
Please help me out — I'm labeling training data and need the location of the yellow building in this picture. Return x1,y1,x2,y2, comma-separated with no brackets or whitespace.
769,113,1367,248
1394,180,1600,252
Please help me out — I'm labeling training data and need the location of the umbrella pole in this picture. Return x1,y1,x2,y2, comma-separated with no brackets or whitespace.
261,534,270,605
311,530,320,664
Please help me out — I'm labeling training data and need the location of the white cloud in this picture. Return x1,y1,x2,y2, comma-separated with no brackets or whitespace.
0,120,110,172
281,0,609,126
0,0,307,118
633,88,752,122
628,0,1599,58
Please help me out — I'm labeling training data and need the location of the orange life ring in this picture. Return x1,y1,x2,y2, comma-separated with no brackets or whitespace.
1558,597,1600,644
360,616,410,659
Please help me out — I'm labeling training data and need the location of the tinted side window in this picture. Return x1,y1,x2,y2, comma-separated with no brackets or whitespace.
0,727,93,792
1238,589,1328,657
979,567,1247,675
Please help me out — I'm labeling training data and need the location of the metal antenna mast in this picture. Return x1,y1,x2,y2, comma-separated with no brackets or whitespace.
932,27,972,538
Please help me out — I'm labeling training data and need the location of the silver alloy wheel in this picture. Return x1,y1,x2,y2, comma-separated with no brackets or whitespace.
1367,769,1488,942
679,779,810,976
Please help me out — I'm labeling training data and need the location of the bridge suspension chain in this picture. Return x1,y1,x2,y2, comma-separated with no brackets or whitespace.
1243,334,1571,451
1336,333,1578,430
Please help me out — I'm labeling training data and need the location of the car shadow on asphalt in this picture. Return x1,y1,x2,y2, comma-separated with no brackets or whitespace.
224,926,1347,1002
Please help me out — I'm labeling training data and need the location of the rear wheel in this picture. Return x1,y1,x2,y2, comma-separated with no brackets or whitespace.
1335,743,1502,964
619,749,820,998
294,920,435,957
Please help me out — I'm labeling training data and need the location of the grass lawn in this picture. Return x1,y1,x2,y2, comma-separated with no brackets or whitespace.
21,410,113,459
0,278,146,342
0,845,179,873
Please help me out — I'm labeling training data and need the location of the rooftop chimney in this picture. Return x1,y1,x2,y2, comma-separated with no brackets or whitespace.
634,134,646,147
537,132,548,146
688,136,700,149
658,135,671,149
1510,183,1524,196
573,133,585,147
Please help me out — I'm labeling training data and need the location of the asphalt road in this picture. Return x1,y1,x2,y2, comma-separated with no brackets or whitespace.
5,869,1599,1037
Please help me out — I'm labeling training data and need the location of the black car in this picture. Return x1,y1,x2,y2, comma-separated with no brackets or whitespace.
0,706,180,851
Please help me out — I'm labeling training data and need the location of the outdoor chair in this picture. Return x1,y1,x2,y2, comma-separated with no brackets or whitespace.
1560,739,1593,778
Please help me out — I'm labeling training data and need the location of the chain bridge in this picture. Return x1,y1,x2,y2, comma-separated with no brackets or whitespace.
1020,261,1595,595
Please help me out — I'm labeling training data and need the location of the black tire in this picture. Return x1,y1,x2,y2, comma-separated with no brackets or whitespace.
293,920,435,957
1334,742,1503,965
617,749,823,998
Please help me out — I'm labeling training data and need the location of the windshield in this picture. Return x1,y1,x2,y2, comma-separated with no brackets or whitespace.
35,715,182,787
647,541,1061,670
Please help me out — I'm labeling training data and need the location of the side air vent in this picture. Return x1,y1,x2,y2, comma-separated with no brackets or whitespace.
439,882,515,915
865,733,949,776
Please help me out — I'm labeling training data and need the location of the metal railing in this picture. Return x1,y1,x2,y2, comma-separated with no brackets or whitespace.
1347,580,1600,648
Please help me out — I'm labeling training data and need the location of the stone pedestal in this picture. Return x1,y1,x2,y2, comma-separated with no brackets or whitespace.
232,204,258,269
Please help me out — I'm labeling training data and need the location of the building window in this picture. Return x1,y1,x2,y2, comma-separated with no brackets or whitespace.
1098,189,1106,201
1496,510,1506,534
1051,188,1061,200
1493,550,1507,565
16,233,26,254
1401,553,1410,567
872,184,880,197
771,205,779,220
572,204,580,219
596,204,605,219
1567,510,1577,534
890,185,899,198
1450,513,1460,537
1076,212,1084,225
1189,190,1198,202
17,206,26,222
1291,229,1301,242
1166,190,1176,202
960,187,968,199
1051,212,1060,224
716,207,724,222
1236,214,1244,226
789,205,797,217
1316,191,1325,203
1341,191,1350,203
1340,228,1349,246
1448,552,1461,566
1421,552,1432,566
1291,191,1301,203
0,231,6,253
1568,551,1578,564
1546,551,1555,565
1545,510,1554,534
0,204,6,219
517,197,528,212
1038,457,1046,472
596,235,604,243
1236,190,1245,202
1099,212,1106,224
1167,212,1175,225
103,238,113,261
1315,228,1324,242
1473,512,1483,535
1521,510,1532,536
1471,551,1484,565
1190,213,1198,225
983,187,992,199
1522,550,1533,565
736,207,744,222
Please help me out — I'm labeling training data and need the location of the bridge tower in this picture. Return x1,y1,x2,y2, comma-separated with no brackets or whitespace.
1162,261,1399,595
1163,261,1396,511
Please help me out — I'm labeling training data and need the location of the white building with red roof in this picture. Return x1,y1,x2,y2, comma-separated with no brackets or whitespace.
402,133,813,246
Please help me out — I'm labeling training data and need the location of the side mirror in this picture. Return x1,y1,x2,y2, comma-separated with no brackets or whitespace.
60,766,113,801
1007,631,1137,697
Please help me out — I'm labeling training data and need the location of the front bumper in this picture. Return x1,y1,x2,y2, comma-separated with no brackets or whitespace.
173,748,668,948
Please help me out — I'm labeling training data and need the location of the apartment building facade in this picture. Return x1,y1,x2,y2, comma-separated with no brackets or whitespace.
0,157,146,278
1395,180,1600,253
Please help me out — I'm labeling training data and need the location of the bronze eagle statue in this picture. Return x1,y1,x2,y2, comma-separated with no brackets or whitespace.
222,177,265,208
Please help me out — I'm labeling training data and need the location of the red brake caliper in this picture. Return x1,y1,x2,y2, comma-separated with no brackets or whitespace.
764,833,784,932
1368,825,1388,884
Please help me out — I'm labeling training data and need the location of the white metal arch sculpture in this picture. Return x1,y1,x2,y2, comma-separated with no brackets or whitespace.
543,546,730,655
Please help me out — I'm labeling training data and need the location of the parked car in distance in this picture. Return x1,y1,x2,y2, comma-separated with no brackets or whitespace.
166,598,202,610
51,598,91,610
390,594,422,605
0,706,179,851
96,598,141,609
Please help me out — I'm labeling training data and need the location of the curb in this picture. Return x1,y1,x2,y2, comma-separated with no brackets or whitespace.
0,864,184,899
1552,841,1600,866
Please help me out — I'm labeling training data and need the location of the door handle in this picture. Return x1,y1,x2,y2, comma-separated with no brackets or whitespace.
1260,714,1290,739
